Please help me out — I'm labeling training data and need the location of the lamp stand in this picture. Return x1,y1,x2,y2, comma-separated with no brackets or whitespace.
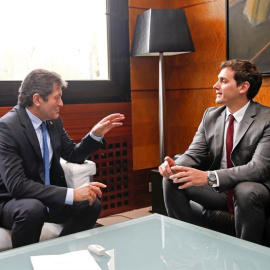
159,53,166,164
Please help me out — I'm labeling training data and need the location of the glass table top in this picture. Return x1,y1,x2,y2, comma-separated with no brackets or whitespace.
0,214,270,269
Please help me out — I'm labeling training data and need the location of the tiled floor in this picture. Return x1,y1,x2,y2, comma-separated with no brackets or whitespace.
97,206,152,226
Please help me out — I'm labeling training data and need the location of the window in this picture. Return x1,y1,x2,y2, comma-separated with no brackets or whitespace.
0,0,130,105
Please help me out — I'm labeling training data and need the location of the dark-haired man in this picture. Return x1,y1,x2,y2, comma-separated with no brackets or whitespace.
159,59,270,244
0,69,125,248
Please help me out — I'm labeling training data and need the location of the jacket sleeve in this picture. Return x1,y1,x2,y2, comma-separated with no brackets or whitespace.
54,117,104,164
175,108,211,168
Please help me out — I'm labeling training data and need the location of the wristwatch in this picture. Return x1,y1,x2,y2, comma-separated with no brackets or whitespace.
207,171,217,187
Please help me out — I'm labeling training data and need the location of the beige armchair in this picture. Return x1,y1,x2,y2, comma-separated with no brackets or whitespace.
0,158,96,251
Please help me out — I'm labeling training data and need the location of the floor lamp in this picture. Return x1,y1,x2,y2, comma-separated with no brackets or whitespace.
131,9,195,163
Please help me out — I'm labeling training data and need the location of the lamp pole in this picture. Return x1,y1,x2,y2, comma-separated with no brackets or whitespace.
131,9,195,164
159,53,166,164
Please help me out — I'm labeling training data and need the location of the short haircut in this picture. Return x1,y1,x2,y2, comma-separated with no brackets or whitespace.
18,69,68,107
220,59,262,100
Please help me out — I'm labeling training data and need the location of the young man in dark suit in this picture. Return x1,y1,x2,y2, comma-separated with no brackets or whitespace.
159,59,270,244
0,69,125,248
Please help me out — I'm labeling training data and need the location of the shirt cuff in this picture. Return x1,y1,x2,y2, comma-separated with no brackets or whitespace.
65,188,74,205
89,131,104,142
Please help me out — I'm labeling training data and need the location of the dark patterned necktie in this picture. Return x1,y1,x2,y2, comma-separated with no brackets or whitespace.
226,114,234,213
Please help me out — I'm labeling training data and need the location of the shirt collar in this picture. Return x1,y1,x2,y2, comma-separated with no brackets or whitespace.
225,101,250,123
26,108,43,131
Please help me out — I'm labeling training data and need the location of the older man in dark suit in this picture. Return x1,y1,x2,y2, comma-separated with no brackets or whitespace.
0,69,125,248
159,59,270,244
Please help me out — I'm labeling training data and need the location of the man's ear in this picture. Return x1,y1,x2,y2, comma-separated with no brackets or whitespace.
239,81,250,95
32,93,41,107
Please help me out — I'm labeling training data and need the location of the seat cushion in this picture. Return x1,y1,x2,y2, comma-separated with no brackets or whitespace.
0,223,64,251
0,227,12,251
60,159,96,188
39,223,64,242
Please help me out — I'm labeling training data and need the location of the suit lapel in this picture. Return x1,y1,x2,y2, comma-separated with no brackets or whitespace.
17,106,43,162
233,101,256,150
214,109,226,159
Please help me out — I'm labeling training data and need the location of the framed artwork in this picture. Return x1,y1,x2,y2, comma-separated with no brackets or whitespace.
226,0,270,75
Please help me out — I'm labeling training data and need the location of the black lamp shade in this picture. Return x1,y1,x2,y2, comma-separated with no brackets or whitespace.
131,9,195,56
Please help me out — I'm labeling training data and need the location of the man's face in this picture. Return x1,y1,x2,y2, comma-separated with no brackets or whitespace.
213,67,242,107
38,85,63,121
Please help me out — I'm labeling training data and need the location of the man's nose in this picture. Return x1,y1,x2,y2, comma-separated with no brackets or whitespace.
213,81,219,89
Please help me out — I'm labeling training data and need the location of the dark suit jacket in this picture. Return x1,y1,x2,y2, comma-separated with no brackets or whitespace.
0,105,104,217
175,100,270,193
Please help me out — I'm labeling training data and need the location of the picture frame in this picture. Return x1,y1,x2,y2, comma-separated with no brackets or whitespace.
226,0,270,76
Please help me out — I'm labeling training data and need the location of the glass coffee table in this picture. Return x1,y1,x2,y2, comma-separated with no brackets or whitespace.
0,214,270,269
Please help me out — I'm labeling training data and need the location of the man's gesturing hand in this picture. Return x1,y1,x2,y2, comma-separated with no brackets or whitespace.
91,113,125,137
158,156,177,179
169,166,208,189
74,182,107,205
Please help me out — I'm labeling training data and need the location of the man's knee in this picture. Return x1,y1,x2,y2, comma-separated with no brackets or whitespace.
78,198,102,218
234,182,269,207
15,199,46,224
163,177,179,194
92,198,102,215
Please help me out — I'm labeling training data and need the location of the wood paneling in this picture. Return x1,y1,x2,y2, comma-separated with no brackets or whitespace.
129,0,168,9
130,58,160,90
60,103,132,141
166,89,216,157
133,168,153,208
165,0,226,89
0,103,132,141
131,91,159,169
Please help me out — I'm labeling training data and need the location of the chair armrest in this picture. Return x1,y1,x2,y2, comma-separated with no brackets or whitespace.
60,158,96,188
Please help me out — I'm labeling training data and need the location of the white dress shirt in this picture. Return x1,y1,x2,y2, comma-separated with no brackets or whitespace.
214,101,250,186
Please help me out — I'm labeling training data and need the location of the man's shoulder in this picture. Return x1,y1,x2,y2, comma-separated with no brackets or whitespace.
203,105,226,118
252,100,270,111
0,105,20,124
247,101,270,118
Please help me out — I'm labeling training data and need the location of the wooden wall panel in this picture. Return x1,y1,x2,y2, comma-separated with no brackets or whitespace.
129,0,168,9
59,103,132,141
0,103,132,141
254,79,270,105
166,89,216,157
130,58,159,91
131,91,159,169
165,0,226,90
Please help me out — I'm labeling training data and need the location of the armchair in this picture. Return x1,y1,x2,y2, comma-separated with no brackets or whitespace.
0,158,96,251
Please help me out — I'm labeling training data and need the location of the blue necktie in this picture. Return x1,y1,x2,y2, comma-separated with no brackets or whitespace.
41,122,50,186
